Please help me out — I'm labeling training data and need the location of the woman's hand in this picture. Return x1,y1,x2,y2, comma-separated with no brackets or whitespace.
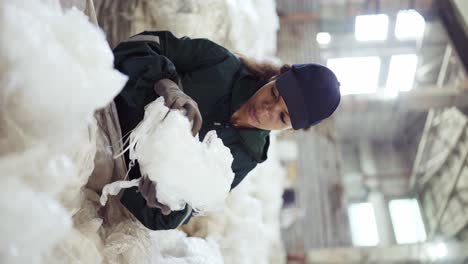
138,176,171,215
154,79,202,136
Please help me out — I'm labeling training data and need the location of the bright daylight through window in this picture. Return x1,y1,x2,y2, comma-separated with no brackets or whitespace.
395,10,426,40
389,199,427,244
327,57,381,95
355,14,389,42
385,54,418,98
348,202,380,246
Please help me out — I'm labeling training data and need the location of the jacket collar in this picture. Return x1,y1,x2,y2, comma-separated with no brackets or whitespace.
230,66,270,163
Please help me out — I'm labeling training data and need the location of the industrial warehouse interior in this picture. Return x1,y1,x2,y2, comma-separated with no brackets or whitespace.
1,0,467,263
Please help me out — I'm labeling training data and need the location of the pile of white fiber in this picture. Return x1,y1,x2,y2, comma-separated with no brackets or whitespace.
0,0,126,152
106,97,234,212
0,0,126,262
151,230,223,264
112,0,279,60
182,136,287,264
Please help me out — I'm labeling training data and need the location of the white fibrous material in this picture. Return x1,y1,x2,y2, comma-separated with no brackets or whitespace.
100,178,140,205
141,0,278,59
151,230,223,264
59,122,99,214
0,0,286,263
0,0,126,153
46,196,104,264
0,146,77,197
121,97,234,212
102,221,154,264
224,0,279,60
183,135,287,264
0,0,126,263
0,177,72,264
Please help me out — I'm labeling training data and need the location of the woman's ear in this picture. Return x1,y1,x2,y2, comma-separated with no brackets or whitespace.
268,75,277,82
268,64,291,82
280,65,291,74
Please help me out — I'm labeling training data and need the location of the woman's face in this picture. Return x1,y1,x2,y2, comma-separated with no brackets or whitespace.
235,79,292,130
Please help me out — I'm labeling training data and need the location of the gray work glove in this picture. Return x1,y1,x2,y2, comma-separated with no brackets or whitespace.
138,176,171,215
154,78,202,136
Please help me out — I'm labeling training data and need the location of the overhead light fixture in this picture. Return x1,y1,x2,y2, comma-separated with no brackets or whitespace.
316,32,331,45
428,242,448,260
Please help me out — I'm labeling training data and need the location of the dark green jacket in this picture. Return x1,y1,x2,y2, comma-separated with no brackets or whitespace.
113,31,270,230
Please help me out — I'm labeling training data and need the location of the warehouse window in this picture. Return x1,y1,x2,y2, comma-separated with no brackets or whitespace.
388,199,427,244
395,10,426,41
385,54,418,98
355,14,389,42
327,56,381,95
348,202,380,246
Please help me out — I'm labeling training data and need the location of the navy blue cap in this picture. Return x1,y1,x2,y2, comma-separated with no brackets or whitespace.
276,64,341,129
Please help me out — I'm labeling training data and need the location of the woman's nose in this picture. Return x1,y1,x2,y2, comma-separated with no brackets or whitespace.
260,101,277,119
262,100,274,111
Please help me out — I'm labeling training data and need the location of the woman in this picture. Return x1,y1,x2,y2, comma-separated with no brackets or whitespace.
112,31,340,230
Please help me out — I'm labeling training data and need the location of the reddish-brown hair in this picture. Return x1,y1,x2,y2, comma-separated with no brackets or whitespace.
238,55,290,84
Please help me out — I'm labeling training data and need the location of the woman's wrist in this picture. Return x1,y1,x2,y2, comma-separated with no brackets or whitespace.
154,78,180,96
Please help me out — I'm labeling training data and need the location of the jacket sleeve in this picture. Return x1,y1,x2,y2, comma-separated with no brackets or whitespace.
120,186,192,230
113,31,230,109
140,31,231,73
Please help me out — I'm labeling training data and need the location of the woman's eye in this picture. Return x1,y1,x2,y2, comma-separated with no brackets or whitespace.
271,87,277,99
280,112,286,124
